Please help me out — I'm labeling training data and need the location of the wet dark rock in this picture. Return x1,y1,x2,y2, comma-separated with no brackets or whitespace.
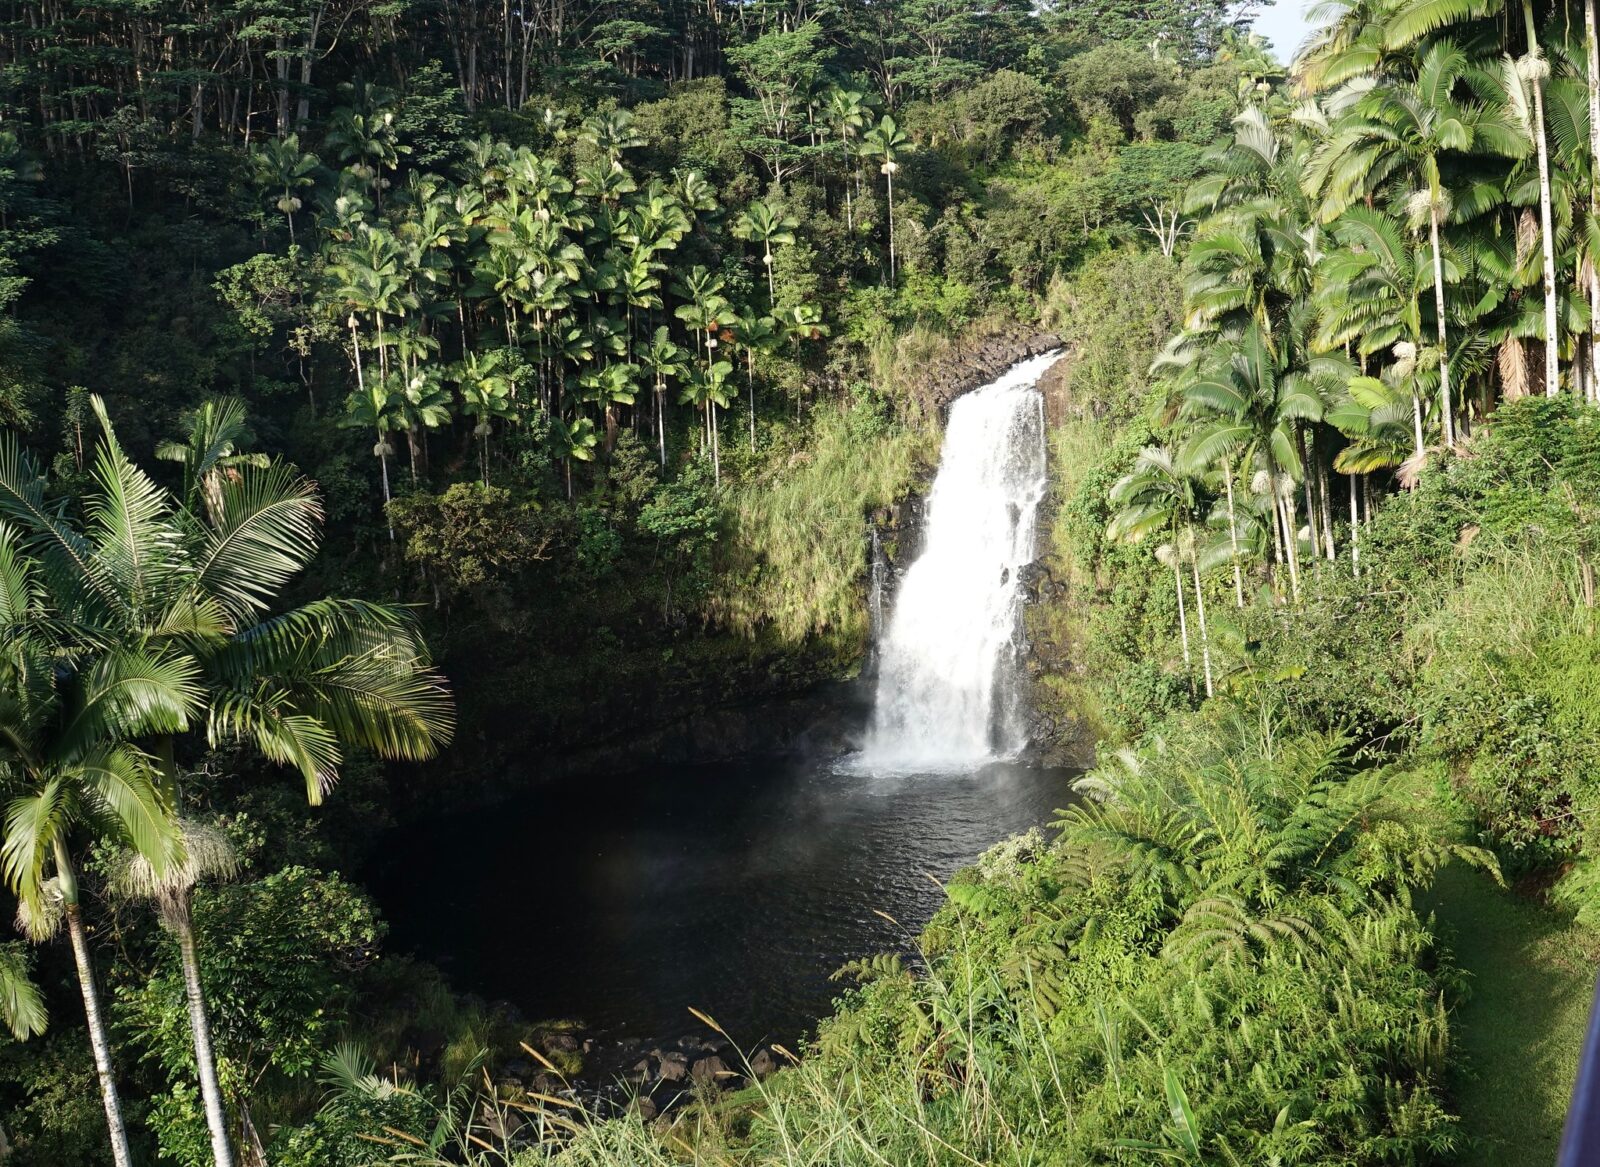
750,1048,777,1079
690,1055,729,1084
913,328,1065,418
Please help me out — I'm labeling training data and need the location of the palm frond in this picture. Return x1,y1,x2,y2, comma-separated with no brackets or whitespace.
0,944,46,1039
190,461,324,623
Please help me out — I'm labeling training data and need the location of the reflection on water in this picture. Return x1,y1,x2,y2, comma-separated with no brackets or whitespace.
371,755,1076,1046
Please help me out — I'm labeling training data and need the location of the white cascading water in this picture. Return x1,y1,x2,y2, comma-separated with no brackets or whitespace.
857,351,1060,772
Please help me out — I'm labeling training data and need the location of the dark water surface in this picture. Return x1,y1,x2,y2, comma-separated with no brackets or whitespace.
370,755,1076,1047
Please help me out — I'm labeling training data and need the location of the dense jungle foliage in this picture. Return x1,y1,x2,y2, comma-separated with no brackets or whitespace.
2,0,1600,1164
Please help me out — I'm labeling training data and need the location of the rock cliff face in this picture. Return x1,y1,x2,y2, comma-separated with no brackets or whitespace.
910,328,1065,416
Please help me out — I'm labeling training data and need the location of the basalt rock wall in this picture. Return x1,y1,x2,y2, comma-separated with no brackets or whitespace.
913,328,1066,417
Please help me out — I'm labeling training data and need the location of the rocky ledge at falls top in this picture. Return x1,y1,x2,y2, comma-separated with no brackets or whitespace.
914,328,1065,415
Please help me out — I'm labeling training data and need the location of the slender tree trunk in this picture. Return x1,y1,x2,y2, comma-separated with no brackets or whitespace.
378,445,394,541
1172,558,1191,667
1411,391,1426,461
1268,485,1286,602
657,384,667,467
1190,553,1214,699
1429,203,1457,445
1534,81,1561,395
1223,463,1245,607
842,137,853,232
1526,3,1561,396
61,863,134,1167
1279,484,1302,603
174,895,236,1167
349,317,365,393
748,356,757,453
885,168,896,283
1318,458,1336,560
1349,472,1361,578
1299,428,1319,564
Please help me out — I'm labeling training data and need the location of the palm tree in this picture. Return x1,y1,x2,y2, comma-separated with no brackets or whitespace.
639,326,689,467
250,134,320,243
1313,205,1443,458
731,309,780,452
862,115,911,282
732,200,800,303
1306,39,1524,447
1108,446,1207,682
679,360,734,484
452,349,515,485
109,821,239,1167
3,398,453,1167
579,108,646,163
825,87,870,231
1495,47,1562,395
342,381,404,539
0,429,196,1167
1174,321,1334,602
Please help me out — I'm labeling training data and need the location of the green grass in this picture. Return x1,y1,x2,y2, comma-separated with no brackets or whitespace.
713,395,932,643
1423,863,1598,1165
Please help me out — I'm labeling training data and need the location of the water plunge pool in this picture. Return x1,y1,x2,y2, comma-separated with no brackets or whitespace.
370,755,1075,1048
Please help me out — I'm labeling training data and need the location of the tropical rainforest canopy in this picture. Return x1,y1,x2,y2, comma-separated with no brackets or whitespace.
0,0,1598,1164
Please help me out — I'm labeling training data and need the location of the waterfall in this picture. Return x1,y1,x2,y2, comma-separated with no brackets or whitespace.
857,351,1059,772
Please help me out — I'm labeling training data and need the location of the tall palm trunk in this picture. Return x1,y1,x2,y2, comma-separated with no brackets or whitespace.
711,402,721,485
1428,200,1456,445
841,136,854,231
1190,552,1214,699
1319,459,1336,560
1279,482,1302,603
657,382,667,467
1171,558,1191,668
1224,462,1244,608
173,889,236,1167
885,168,897,283
1298,427,1321,563
377,438,394,542
1354,472,1367,578
58,847,134,1167
1268,484,1286,601
348,316,365,395
1526,2,1561,396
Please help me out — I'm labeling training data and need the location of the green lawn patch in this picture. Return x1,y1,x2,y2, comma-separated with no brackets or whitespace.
1425,863,1600,1166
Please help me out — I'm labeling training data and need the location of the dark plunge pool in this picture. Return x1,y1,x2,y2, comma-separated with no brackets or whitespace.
369,755,1077,1048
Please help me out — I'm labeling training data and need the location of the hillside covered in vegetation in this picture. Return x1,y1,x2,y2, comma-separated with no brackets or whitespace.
1,0,1599,1164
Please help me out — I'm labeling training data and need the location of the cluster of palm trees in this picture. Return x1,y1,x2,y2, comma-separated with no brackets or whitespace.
253,97,871,513
0,398,453,1167
816,87,913,278
1109,0,1600,686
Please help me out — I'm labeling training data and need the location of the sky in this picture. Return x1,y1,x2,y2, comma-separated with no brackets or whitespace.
1252,0,1317,63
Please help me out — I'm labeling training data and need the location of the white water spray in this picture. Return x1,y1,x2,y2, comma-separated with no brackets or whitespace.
857,352,1059,772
